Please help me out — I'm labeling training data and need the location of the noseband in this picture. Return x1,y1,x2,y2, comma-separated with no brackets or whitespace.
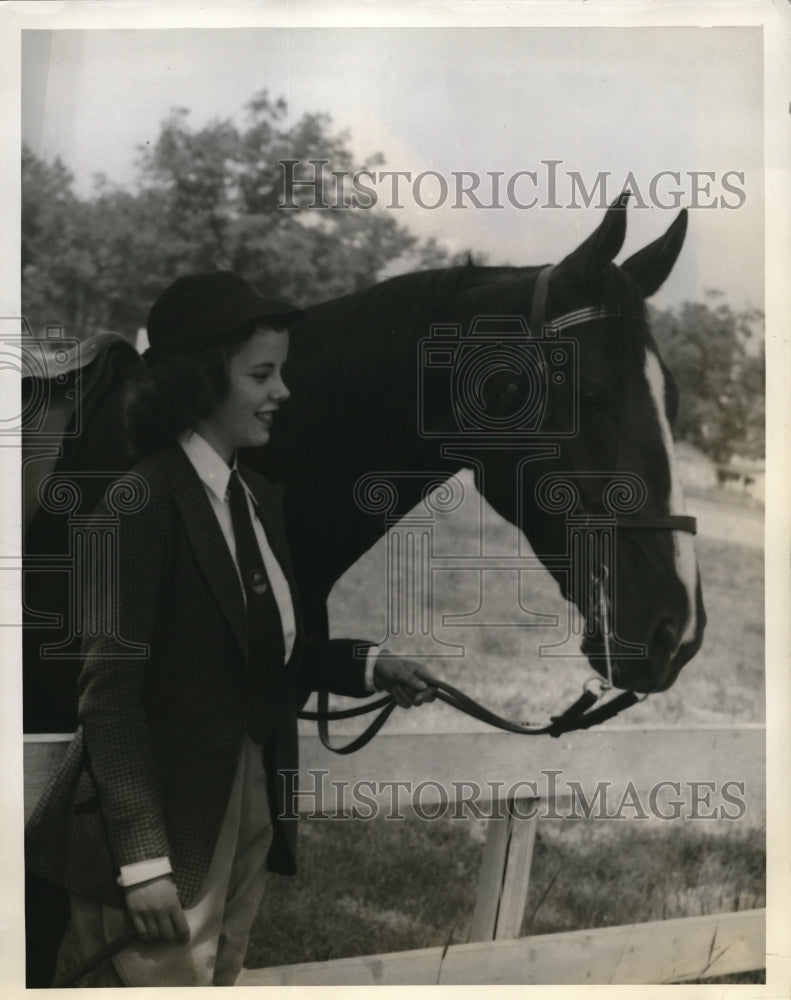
529,264,697,538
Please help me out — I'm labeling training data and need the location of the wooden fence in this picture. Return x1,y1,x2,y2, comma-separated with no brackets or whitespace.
24,724,765,985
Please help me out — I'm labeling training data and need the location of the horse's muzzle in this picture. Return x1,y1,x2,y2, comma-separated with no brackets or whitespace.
581,617,701,694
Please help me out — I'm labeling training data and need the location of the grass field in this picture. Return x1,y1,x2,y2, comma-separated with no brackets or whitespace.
247,818,765,975
248,482,766,980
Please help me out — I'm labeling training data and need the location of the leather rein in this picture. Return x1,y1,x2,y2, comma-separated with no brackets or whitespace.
300,265,697,754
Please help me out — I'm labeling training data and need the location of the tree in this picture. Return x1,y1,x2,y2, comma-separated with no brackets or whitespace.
22,147,98,335
650,295,765,463
131,93,420,307
22,90,443,339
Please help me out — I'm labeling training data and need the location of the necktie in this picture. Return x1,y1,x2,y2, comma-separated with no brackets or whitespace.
227,469,285,742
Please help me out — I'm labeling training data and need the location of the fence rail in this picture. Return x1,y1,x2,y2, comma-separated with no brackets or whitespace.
237,909,765,985
25,724,766,820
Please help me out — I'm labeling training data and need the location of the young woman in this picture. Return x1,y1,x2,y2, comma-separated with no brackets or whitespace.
26,272,436,986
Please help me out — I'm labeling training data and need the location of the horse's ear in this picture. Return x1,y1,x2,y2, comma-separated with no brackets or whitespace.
554,192,630,286
621,209,688,298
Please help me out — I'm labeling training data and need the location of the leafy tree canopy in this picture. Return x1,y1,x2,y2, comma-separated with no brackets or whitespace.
22,91,452,338
650,294,764,463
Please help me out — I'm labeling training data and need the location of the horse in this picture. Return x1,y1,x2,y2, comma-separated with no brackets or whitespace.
21,331,142,732
21,197,704,733
251,196,705,697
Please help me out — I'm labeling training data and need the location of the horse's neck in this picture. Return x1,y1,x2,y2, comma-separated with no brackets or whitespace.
272,264,542,594
270,288,468,591
276,395,456,595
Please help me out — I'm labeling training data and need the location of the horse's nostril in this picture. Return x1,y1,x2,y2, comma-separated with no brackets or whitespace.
652,619,678,659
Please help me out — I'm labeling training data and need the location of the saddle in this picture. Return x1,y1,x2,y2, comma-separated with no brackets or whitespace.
22,331,141,531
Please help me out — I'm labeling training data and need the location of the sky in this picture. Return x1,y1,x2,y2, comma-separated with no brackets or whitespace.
21,25,764,310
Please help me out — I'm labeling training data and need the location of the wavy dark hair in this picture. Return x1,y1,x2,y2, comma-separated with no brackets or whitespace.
124,319,263,460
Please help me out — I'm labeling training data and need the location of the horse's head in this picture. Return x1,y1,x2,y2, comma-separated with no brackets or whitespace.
470,197,705,693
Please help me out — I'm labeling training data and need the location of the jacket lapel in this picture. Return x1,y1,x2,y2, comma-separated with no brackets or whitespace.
159,445,249,661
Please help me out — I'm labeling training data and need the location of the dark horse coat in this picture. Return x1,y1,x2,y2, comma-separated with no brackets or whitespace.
26,442,371,908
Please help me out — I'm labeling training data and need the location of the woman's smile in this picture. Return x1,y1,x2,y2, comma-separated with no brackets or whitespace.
196,327,290,463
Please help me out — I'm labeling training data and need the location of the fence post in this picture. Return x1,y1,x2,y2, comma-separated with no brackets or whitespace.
469,796,539,941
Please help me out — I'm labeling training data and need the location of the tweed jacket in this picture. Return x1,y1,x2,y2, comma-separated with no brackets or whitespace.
25,443,371,908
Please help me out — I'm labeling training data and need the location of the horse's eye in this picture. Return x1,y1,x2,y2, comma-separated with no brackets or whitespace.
581,391,603,410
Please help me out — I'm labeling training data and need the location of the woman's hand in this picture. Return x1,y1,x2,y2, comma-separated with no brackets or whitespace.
373,652,438,708
124,875,191,943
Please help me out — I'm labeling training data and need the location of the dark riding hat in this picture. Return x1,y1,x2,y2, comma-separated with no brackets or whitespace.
147,271,304,358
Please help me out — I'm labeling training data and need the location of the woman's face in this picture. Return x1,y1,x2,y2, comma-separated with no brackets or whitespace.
197,325,290,463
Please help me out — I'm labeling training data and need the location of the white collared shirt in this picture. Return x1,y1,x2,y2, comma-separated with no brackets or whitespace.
175,430,376,687
178,429,297,662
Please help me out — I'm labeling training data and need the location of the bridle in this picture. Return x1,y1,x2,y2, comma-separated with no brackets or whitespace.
301,264,697,754
528,263,697,538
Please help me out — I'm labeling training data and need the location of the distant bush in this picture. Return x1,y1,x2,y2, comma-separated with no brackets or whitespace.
650,296,764,463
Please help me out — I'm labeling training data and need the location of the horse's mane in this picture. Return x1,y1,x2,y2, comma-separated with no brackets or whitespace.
305,263,537,326
298,259,650,376
298,264,544,377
